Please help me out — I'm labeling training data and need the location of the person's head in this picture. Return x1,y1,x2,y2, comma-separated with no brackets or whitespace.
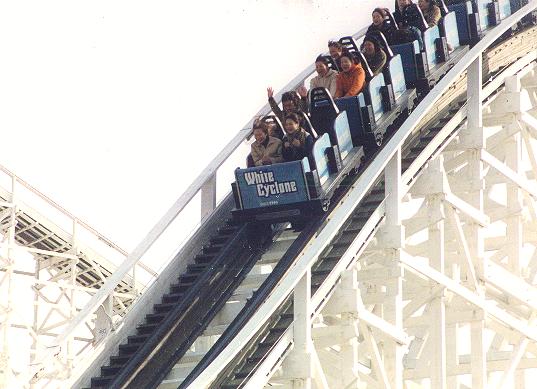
418,0,431,11
252,120,269,143
340,52,356,72
362,41,376,57
284,112,301,135
361,36,380,57
372,8,386,26
253,126,268,143
397,0,411,10
281,91,300,112
315,55,330,77
265,122,278,137
328,41,343,59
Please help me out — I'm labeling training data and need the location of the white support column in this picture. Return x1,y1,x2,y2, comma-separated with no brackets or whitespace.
505,126,523,275
294,270,311,348
381,148,404,389
283,269,328,389
471,319,487,389
67,219,80,376
339,313,359,389
428,192,447,389
1,177,17,387
447,261,460,389
467,54,483,131
467,165,487,389
94,295,114,346
385,148,402,233
505,74,533,389
200,173,217,220
464,53,487,389
30,259,40,389
446,322,459,389
338,270,361,389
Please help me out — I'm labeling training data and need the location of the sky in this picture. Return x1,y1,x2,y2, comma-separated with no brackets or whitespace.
0,0,392,264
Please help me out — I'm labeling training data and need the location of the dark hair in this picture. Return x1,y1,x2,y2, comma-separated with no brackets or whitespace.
372,7,388,17
284,112,301,124
362,35,381,51
252,118,268,132
396,0,414,9
281,91,300,107
328,40,343,50
420,0,433,10
339,51,356,64
253,125,269,136
315,55,330,66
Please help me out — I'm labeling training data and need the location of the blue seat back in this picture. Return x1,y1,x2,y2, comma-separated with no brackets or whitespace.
366,73,386,121
477,0,492,29
309,87,339,140
498,0,512,18
391,41,420,86
440,12,461,49
423,25,441,68
311,134,332,184
335,96,365,146
448,2,473,44
333,111,354,160
510,0,526,12
387,54,407,101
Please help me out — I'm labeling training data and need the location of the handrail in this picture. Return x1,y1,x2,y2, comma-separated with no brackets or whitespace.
186,3,537,386
25,22,371,385
0,164,127,256
0,163,156,276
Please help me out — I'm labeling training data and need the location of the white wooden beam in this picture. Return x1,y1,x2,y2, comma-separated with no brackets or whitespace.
400,253,537,342
200,173,217,220
445,206,479,290
443,193,490,227
403,284,444,320
357,320,391,389
481,149,537,199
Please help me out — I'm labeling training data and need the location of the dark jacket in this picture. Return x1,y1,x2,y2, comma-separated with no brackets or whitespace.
366,20,398,45
268,96,309,122
394,3,427,32
364,49,387,76
282,130,314,162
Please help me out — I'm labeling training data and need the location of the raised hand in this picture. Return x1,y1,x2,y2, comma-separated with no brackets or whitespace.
267,87,274,98
297,85,307,98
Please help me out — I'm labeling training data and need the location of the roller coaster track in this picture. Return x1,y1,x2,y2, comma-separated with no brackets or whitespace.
42,3,537,388
176,5,537,388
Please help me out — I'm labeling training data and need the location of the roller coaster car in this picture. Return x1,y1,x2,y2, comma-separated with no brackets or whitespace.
231,108,365,223
311,38,417,151
389,5,469,92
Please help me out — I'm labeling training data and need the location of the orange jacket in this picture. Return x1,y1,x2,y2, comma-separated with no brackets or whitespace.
335,63,366,98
